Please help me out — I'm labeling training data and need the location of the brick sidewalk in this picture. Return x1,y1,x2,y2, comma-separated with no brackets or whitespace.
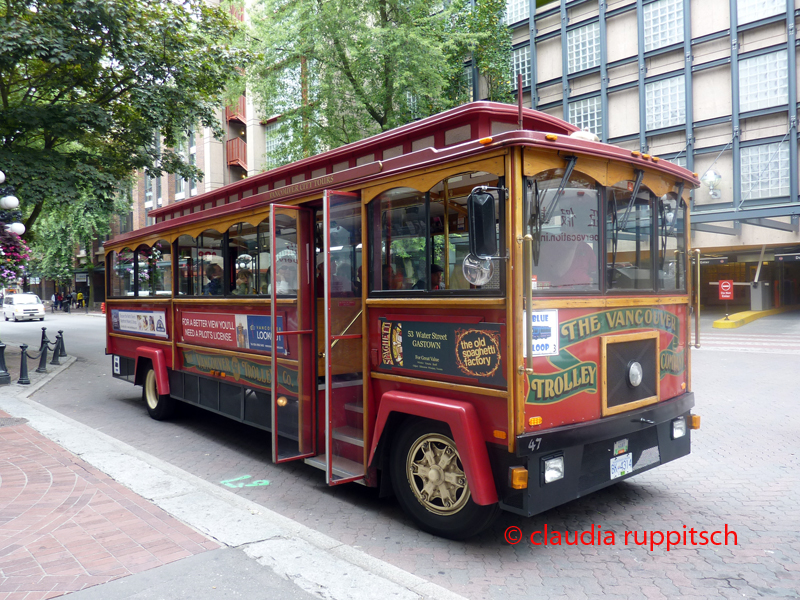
0,411,218,599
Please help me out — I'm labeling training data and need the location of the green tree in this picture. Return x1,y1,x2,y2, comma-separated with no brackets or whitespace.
0,0,249,240
244,0,513,166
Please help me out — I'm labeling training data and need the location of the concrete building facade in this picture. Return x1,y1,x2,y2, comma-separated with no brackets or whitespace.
506,0,800,308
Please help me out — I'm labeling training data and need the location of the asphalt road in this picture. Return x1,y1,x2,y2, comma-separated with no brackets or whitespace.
5,309,800,599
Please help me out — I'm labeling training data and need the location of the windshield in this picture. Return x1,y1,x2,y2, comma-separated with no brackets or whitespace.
527,171,600,292
15,295,42,305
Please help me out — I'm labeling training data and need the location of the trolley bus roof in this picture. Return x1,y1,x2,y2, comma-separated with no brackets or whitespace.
108,101,699,252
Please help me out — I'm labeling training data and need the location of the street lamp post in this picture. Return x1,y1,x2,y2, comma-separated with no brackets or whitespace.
0,170,26,236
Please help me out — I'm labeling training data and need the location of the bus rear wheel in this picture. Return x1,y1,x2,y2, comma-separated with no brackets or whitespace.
142,366,175,421
390,419,499,540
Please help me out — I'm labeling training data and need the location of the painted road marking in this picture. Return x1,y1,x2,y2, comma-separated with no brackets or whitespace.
221,475,270,488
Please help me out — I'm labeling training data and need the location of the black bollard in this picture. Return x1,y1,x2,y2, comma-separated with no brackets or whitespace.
58,330,67,357
50,336,61,366
39,327,49,352
36,344,48,374
18,344,31,385
0,344,10,385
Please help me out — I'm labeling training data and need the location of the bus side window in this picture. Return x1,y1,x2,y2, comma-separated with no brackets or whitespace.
430,172,502,291
369,187,427,292
228,222,259,296
109,248,134,297
176,235,198,295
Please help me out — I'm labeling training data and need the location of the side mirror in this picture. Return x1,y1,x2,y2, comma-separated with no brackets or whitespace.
467,189,498,259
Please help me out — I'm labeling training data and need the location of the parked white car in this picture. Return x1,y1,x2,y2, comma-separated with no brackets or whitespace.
3,293,45,322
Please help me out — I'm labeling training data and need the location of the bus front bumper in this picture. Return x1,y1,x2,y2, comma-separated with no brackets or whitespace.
502,392,695,517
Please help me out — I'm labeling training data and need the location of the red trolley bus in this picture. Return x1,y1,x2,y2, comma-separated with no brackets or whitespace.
105,102,701,539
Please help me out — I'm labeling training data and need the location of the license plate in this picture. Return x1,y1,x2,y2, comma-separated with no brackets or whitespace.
610,453,633,480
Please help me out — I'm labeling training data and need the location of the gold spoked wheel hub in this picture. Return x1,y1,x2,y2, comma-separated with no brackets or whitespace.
406,433,470,516
145,370,159,410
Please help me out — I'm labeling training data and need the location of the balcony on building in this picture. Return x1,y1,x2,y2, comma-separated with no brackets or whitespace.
227,137,247,171
225,96,247,124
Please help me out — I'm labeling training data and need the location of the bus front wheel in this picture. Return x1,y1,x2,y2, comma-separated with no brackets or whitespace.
142,366,175,421
390,419,499,539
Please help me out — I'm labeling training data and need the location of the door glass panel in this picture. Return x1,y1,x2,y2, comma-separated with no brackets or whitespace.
324,191,365,484
271,205,314,462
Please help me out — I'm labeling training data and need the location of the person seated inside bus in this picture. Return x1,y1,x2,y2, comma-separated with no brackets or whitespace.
275,264,296,295
232,269,252,295
204,263,223,295
412,264,443,290
534,240,598,290
352,265,362,296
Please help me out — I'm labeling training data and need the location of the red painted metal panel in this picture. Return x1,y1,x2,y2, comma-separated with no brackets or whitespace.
134,346,170,394
368,390,499,506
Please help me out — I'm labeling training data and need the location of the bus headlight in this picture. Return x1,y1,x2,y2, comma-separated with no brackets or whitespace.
627,361,643,387
543,456,564,483
672,417,686,439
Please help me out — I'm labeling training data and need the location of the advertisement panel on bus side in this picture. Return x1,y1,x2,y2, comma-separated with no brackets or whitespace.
180,311,285,354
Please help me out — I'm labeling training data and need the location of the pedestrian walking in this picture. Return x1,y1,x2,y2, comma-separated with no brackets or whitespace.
55,293,62,310
77,290,84,308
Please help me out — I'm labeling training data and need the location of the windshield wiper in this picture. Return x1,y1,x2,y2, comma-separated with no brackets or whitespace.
542,156,578,224
608,169,644,289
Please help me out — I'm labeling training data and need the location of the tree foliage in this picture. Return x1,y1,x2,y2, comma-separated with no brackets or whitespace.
0,0,248,241
244,0,513,165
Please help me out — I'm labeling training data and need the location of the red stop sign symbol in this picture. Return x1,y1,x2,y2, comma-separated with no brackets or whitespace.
719,280,734,300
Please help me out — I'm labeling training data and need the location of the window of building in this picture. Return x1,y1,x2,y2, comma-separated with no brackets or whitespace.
463,65,474,101
265,122,280,170
155,176,162,206
738,0,784,26
670,155,687,169
188,128,198,196
739,50,788,113
645,75,685,130
144,174,152,202
512,45,531,89
505,0,529,25
145,207,153,227
643,0,683,53
567,22,600,75
740,141,790,201
569,96,602,136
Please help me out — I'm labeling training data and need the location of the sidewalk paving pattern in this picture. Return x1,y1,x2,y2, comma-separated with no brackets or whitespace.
0,410,218,599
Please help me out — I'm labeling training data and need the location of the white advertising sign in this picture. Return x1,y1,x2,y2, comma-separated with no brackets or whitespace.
111,309,168,338
522,309,559,357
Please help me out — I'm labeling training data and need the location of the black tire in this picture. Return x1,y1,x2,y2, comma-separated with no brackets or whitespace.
390,419,500,540
39,317,45,321
142,365,175,421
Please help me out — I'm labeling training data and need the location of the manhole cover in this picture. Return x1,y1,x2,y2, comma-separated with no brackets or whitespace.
0,418,28,428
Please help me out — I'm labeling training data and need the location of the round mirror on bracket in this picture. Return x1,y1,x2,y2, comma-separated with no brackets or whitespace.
462,253,494,286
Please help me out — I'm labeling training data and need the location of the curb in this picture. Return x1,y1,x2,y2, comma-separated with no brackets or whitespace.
0,358,466,600
712,304,800,329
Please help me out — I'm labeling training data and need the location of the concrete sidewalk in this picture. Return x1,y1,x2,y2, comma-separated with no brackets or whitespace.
0,361,464,600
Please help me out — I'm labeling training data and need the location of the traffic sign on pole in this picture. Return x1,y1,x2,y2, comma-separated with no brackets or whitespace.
718,280,734,301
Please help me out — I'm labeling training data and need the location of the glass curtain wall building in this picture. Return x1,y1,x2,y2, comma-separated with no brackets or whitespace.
506,0,800,306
